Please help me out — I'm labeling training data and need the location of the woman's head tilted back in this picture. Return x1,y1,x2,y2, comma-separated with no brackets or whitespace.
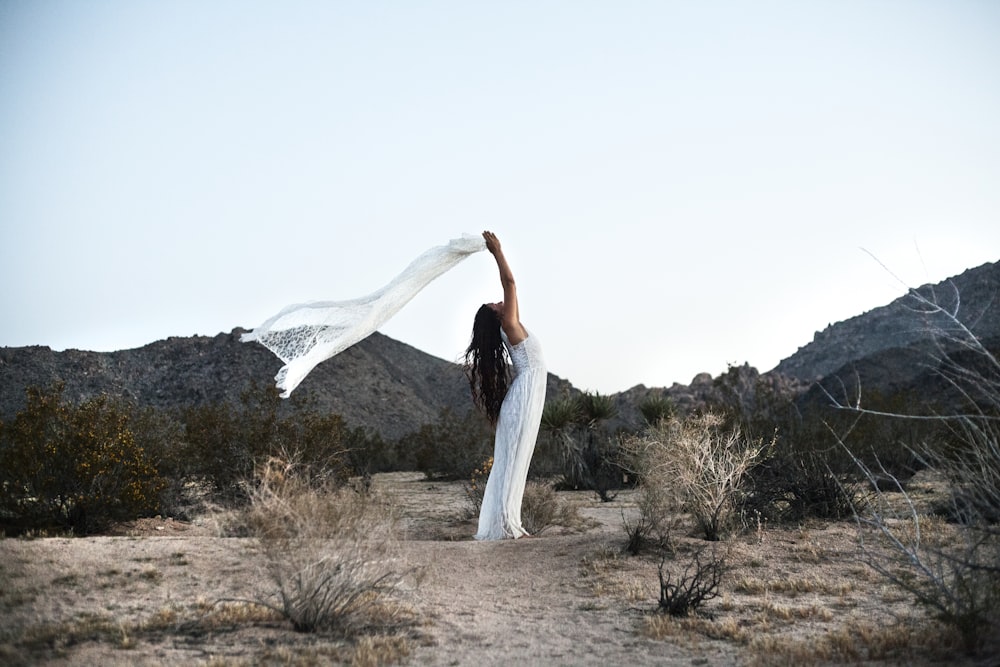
465,303,509,425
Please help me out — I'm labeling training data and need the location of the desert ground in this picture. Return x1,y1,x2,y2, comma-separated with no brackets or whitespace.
0,471,995,666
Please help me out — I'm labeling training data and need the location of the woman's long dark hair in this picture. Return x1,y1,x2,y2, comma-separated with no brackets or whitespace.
465,304,510,425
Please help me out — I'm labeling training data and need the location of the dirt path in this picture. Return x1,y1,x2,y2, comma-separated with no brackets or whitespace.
372,473,732,665
403,534,714,666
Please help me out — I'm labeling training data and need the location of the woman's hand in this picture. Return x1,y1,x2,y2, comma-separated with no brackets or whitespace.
483,230,501,255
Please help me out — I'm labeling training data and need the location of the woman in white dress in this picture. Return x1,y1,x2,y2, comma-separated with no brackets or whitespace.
466,231,547,540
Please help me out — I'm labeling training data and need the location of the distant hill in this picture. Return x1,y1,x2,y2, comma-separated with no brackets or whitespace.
0,329,572,441
2,261,997,440
773,261,1000,383
610,261,1000,429
772,261,1000,416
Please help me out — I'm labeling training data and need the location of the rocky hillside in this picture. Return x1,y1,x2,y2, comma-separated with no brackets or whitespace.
609,261,1000,429
2,261,997,441
0,330,572,442
770,261,1000,416
774,261,1000,383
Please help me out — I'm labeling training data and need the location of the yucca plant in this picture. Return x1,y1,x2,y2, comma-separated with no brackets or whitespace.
539,392,621,496
639,393,674,426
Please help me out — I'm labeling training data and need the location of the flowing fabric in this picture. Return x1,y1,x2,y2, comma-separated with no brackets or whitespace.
475,329,547,540
241,235,486,397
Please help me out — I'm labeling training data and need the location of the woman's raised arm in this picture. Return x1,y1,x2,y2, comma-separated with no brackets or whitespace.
483,231,527,345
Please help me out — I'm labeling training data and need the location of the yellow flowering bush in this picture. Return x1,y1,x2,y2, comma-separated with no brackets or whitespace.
0,383,165,534
463,455,493,515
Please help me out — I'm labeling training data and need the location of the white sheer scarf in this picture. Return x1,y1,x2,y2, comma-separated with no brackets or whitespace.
242,234,486,397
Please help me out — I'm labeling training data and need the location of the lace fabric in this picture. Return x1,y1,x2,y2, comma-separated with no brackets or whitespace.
475,329,547,540
241,234,486,397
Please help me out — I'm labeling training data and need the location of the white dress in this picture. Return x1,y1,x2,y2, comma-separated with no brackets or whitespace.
475,329,547,540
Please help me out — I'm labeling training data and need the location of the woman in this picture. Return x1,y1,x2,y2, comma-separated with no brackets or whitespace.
466,231,547,540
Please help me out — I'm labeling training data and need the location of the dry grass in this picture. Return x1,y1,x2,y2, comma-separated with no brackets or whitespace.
584,507,992,665
732,575,853,597
236,457,414,635
639,576,968,665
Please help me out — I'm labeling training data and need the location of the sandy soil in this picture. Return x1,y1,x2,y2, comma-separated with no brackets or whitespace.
0,472,994,666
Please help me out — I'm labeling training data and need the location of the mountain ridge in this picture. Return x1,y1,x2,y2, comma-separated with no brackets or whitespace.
773,261,1000,383
2,261,997,440
0,329,574,441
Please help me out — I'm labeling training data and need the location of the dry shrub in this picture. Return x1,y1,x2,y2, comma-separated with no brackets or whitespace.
520,480,582,535
846,447,1000,655
238,457,410,634
623,413,772,541
623,478,680,555
657,548,726,617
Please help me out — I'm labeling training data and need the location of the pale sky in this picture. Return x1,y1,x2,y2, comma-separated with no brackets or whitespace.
2,1,998,395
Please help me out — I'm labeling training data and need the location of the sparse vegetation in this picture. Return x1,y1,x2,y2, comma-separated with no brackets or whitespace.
622,479,677,556
2,266,998,664
463,455,493,517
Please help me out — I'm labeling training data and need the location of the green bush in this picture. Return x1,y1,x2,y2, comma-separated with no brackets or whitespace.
178,384,353,503
406,408,494,480
639,393,674,426
342,425,394,475
704,366,939,523
742,417,858,523
0,383,165,534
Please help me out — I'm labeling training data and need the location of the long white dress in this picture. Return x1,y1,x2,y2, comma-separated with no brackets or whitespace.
475,329,547,540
